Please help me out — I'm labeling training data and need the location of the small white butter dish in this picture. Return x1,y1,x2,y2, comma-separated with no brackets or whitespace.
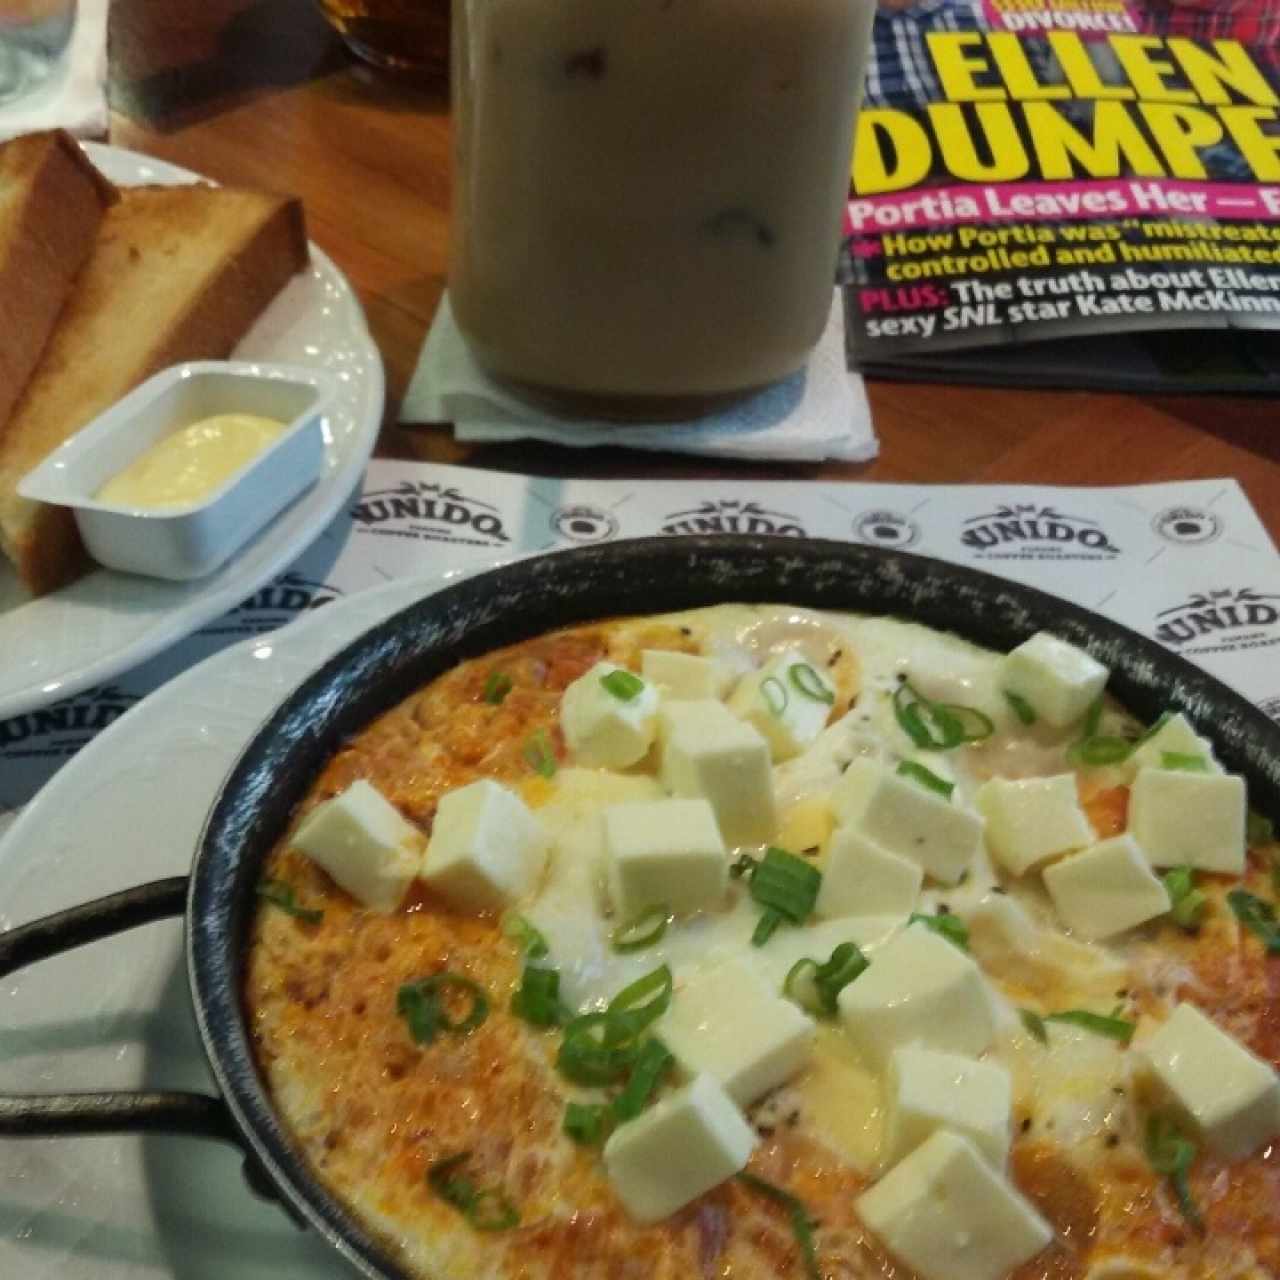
18,360,338,581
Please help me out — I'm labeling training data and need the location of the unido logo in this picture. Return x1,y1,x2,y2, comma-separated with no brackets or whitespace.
0,684,141,752
660,499,806,537
352,481,511,547
237,572,342,615
1153,587,1280,649
959,503,1121,559
198,572,345,639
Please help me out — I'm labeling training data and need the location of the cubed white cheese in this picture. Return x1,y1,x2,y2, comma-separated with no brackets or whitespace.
604,797,727,918
1138,1002,1280,1160
1042,834,1171,940
291,780,424,913
1000,631,1108,729
1128,767,1246,873
658,954,815,1106
727,650,837,763
560,661,659,769
641,649,733,700
838,922,997,1067
1129,712,1222,774
658,700,777,846
830,759,983,886
816,828,923,919
883,1047,1012,1168
421,779,549,912
856,1130,1052,1280
603,1072,756,1223
976,775,1093,876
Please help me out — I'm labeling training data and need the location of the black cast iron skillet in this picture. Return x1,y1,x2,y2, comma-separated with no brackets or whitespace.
4,536,1280,1279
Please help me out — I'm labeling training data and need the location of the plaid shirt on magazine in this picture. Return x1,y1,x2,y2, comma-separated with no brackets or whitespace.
1137,1,1280,97
1140,0,1280,45
864,0,985,112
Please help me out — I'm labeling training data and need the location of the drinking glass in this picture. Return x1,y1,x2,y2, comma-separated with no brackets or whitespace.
314,0,448,77
0,0,76,106
449,0,876,417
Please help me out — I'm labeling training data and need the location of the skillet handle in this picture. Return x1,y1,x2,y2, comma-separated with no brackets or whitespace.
0,877,233,1143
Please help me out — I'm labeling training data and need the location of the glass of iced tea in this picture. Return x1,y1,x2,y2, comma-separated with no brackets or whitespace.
449,0,875,417
315,0,448,76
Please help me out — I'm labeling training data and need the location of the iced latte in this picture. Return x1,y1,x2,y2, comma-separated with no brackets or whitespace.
449,0,875,412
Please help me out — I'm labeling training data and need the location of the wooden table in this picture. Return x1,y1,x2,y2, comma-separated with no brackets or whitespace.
107,0,1280,525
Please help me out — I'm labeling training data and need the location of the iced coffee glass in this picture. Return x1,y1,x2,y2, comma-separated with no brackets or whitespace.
449,0,875,416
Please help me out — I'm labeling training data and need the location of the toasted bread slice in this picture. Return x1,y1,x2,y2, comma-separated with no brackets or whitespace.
0,182,308,595
0,130,116,431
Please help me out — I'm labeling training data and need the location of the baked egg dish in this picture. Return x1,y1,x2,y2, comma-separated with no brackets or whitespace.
245,606,1280,1280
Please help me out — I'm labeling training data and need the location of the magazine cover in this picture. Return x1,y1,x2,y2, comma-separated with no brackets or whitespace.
841,0,1280,389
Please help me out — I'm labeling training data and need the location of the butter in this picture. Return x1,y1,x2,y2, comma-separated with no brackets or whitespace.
97,413,285,509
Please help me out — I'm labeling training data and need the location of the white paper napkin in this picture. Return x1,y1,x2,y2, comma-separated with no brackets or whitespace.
401,291,879,463
0,0,109,144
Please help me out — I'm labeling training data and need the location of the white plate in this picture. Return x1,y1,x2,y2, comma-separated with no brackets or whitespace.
0,142,384,722
0,566,495,1280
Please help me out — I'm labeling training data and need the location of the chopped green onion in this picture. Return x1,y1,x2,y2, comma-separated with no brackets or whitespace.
501,912,549,960
482,670,513,705
397,974,489,1045
789,662,834,705
257,879,324,924
1066,697,1137,767
563,1101,613,1146
748,847,822,946
753,909,783,946
603,965,675,1045
896,760,955,800
736,1172,821,1280
762,676,789,717
784,958,822,1014
427,1152,520,1231
1083,697,1104,738
943,703,996,741
510,966,564,1027
1249,809,1276,847
1003,690,1037,725
523,728,557,778
892,680,993,750
556,967,674,1085
1020,1009,1048,1044
557,1013,638,1085
1135,710,1173,744
611,904,671,953
601,669,646,702
1145,1114,1203,1233
1044,1008,1135,1043
1066,735,1134,767
1228,889,1280,952
610,1038,674,1124
1162,751,1208,772
908,911,969,951
784,942,869,1018
1162,867,1207,931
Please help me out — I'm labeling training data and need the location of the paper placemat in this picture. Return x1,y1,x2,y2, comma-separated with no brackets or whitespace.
3,463,1278,818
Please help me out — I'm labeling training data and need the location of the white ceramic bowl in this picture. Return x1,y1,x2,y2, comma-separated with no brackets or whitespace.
18,361,339,581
